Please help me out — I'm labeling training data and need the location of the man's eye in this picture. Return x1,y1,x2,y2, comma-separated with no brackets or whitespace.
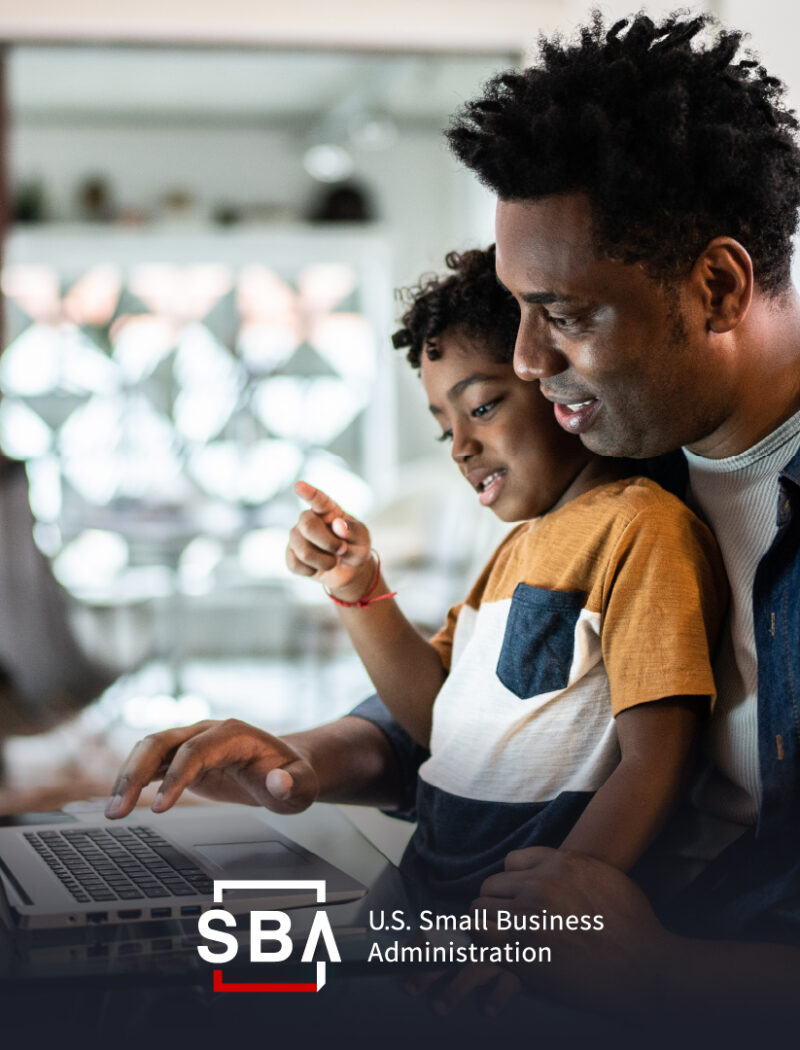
547,314,579,331
472,398,500,418
436,429,453,443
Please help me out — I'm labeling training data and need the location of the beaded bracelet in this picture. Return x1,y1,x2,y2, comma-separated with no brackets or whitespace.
325,550,397,608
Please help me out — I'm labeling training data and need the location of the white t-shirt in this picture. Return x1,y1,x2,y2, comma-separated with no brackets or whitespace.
681,406,800,858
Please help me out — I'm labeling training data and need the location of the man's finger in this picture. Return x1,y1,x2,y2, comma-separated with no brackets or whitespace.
148,726,257,813
469,898,519,944
105,722,214,818
503,846,558,871
432,964,508,1015
264,755,318,814
475,869,533,901
401,969,445,998
484,970,522,1015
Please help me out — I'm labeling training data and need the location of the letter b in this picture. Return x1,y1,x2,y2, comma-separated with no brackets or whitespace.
250,910,293,962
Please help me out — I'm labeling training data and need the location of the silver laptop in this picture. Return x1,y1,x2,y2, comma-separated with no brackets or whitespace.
0,806,366,930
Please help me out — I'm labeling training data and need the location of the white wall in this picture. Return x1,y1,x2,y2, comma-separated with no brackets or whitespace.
8,0,800,467
718,0,800,112
9,117,495,464
0,0,566,51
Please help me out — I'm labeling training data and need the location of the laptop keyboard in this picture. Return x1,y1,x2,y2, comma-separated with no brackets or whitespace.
24,825,214,904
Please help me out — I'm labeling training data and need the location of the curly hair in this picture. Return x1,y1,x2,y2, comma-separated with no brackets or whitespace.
447,11,800,294
392,246,520,368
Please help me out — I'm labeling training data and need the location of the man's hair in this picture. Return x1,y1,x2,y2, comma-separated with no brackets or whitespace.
447,11,800,294
392,246,520,368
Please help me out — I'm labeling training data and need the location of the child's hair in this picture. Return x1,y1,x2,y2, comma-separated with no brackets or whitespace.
392,245,520,368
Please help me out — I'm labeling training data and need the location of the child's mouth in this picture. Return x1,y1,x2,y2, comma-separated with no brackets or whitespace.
477,469,507,506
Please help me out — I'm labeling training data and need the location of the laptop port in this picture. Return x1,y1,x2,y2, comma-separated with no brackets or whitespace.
87,912,108,924
118,942,142,956
118,909,142,920
152,938,173,952
180,905,201,916
87,944,109,958
151,907,171,918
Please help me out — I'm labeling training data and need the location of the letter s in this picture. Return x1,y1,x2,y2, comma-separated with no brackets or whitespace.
197,908,238,963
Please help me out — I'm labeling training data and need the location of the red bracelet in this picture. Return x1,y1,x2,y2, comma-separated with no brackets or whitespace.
325,551,397,608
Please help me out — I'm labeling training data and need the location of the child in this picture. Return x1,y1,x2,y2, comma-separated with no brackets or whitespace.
287,246,727,906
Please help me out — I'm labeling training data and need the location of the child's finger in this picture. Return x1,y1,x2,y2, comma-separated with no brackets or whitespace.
296,510,347,556
331,516,371,557
294,480,343,520
286,547,317,578
286,532,339,574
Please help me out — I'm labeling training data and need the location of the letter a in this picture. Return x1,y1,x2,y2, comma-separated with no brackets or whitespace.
301,911,341,963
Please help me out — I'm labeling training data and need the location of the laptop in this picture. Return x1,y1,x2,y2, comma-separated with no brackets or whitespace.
0,805,367,931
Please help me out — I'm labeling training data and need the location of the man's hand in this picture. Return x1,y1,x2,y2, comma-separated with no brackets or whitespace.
402,962,521,1017
472,847,676,1014
286,480,374,603
105,719,319,819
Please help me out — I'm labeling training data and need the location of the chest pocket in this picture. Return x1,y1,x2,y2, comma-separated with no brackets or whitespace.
496,584,585,699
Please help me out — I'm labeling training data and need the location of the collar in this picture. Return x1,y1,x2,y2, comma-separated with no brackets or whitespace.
780,443,800,489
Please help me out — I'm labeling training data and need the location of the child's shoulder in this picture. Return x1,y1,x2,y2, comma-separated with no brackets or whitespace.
491,475,715,572
551,475,721,567
542,474,719,557
555,474,700,527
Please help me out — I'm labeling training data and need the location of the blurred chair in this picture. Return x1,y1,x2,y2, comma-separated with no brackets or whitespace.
0,455,115,756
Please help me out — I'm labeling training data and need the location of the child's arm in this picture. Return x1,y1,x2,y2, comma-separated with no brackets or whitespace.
559,695,703,871
286,481,445,747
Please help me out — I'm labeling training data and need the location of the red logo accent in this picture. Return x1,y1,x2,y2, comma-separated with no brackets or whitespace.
213,970,318,994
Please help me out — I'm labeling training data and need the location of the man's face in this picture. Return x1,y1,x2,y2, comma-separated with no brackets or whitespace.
495,193,729,458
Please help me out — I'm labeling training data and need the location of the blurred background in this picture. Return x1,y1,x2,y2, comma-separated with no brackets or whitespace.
0,0,795,808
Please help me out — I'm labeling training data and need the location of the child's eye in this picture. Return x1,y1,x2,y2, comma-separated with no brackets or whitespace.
436,429,453,443
472,398,501,418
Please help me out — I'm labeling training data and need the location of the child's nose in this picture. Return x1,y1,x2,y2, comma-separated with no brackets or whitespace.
451,428,480,463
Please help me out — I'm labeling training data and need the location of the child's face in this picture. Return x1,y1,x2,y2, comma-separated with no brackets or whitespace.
420,328,594,521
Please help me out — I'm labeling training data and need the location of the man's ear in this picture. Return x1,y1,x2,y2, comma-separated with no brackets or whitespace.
691,237,753,333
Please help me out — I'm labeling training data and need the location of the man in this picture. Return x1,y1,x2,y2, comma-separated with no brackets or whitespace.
107,11,800,1017
444,9,800,1010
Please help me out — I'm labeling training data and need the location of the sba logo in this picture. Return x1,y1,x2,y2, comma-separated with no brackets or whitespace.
198,880,341,992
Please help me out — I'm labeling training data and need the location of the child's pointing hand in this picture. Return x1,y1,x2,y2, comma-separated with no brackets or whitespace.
286,480,376,603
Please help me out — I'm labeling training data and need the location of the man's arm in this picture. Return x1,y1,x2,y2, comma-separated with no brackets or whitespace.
105,714,405,819
473,847,798,1018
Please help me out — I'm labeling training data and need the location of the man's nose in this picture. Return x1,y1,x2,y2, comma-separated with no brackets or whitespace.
513,316,567,382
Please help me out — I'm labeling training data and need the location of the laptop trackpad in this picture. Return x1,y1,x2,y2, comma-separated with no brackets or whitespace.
193,840,311,877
